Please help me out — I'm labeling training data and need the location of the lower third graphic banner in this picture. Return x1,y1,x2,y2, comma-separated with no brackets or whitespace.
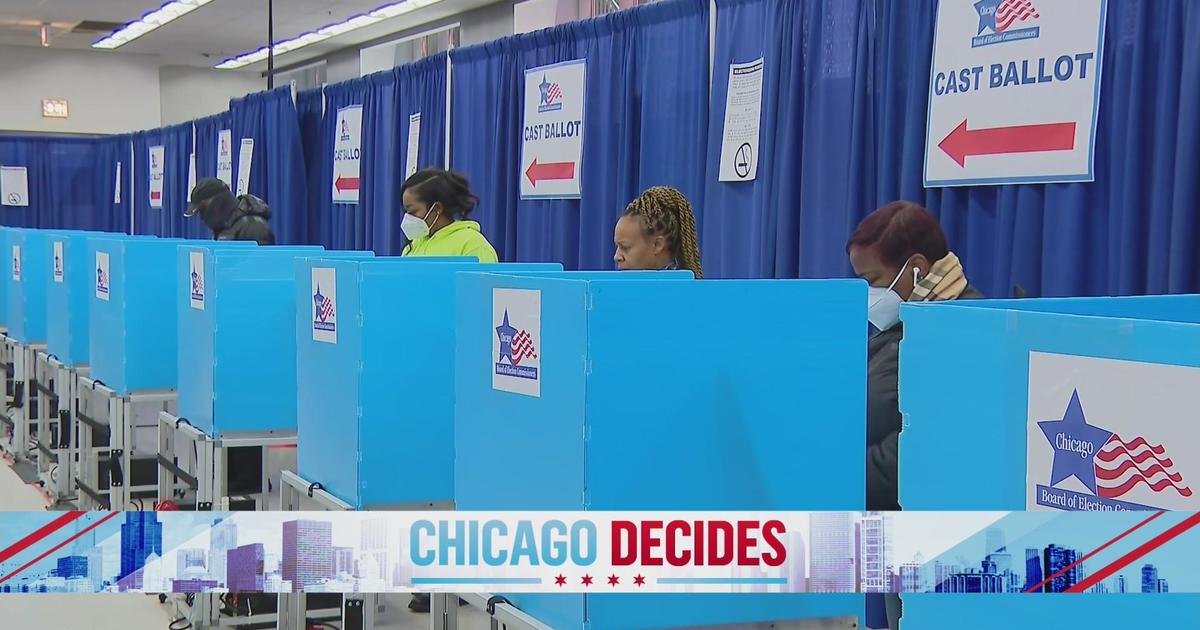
0,511,1196,594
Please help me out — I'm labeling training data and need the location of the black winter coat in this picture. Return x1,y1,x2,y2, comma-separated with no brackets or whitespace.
866,286,983,510
209,195,275,245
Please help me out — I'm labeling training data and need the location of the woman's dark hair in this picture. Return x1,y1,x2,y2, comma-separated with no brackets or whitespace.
622,186,703,279
402,168,479,219
846,201,949,268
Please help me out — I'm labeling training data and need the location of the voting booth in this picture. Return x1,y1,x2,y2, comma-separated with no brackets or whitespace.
0,228,52,467
75,236,255,510
900,295,1200,512
288,258,562,511
453,271,868,629
900,594,1200,629
161,246,374,510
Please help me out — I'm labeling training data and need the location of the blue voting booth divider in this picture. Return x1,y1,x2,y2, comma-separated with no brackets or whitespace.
899,294,1200,510
177,246,377,437
89,237,255,395
294,258,562,509
454,272,867,630
47,230,109,367
0,226,18,328
6,228,52,345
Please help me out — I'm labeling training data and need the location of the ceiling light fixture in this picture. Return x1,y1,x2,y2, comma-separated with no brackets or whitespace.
93,0,213,50
215,0,442,70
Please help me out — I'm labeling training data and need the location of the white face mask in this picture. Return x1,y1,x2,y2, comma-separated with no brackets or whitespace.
401,204,438,241
867,261,919,333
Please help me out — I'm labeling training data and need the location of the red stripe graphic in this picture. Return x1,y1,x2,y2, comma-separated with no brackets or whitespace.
1106,435,1167,456
1066,511,1200,592
0,512,120,585
1095,458,1184,483
1098,475,1193,498
0,511,87,566
1023,511,1165,593
1096,444,1172,466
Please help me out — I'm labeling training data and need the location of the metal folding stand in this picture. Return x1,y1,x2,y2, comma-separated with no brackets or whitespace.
0,340,41,464
156,411,296,511
32,351,75,502
432,593,555,630
277,469,379,630
72,375,173,510
0,333,15,461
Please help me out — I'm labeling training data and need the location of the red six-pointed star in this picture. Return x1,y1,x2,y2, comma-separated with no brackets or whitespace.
554,575,566,586
607,575,619,586
581,575,594,586
633,575,646,587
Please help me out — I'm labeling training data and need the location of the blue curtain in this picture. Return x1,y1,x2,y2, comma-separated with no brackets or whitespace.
92,134,133,234
229,88,308,245
705,0,871,279
706,0,1199,295
132,123,201,238
451,0,710,267
0,135,129,232
315,78,369,249
296,88,325,246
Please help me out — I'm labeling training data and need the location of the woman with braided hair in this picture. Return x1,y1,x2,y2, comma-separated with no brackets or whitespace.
613,186,703,278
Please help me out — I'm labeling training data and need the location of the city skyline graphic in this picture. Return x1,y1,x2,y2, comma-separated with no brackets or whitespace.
0,511,1193,594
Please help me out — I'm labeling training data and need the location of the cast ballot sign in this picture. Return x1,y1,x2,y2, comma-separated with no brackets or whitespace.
333,105,363,204
520,60,586,199
148,145,165,208
1027,353,1200,512
925,0,1107,186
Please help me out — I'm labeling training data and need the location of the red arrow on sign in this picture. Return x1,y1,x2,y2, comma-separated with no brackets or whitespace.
938,119,1076,167
335,176,360,192
525,159,576,187
149,191,162,200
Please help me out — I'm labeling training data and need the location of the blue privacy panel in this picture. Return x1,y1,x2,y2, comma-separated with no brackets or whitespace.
295,258,561,509
47,231,100,366
454,272,867,629
89,237,254,395
899,299,1200,510
177,246,374,437
943,294,1200,324
0,227,17,327
901,594,1200,630
7,229,52,344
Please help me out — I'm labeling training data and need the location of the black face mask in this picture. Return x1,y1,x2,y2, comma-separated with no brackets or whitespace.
198,191,237,232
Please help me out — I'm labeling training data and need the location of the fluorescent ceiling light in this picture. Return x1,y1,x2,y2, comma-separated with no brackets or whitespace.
215,0,443,70
93,0,212,49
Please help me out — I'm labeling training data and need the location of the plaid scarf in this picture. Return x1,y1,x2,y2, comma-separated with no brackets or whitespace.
910,252,968,302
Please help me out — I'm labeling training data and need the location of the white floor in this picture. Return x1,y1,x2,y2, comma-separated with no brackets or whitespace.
0,458,492,630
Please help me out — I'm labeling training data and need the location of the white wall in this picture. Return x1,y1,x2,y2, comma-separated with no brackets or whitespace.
461,1,516,46
0,45,161,135
158,66,264,126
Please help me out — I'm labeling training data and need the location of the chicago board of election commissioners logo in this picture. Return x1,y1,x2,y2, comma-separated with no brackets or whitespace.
495,310,538,380
538,75,564,113
96,266,108,295
190,266,204,302
313,284,336,333
1036,389,1192,510
973,0,1041,47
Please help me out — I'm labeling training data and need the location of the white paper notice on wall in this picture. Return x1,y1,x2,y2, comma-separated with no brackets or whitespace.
1,166,30,207
148,145,165,209
718,58,765,182
187,152,197,201
332,105,363,204
406,112,422,178
236,138,254,196
311,267,337,344
114,162,122,204
492,288,542,398
11,245,21,282
217,129,233,189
